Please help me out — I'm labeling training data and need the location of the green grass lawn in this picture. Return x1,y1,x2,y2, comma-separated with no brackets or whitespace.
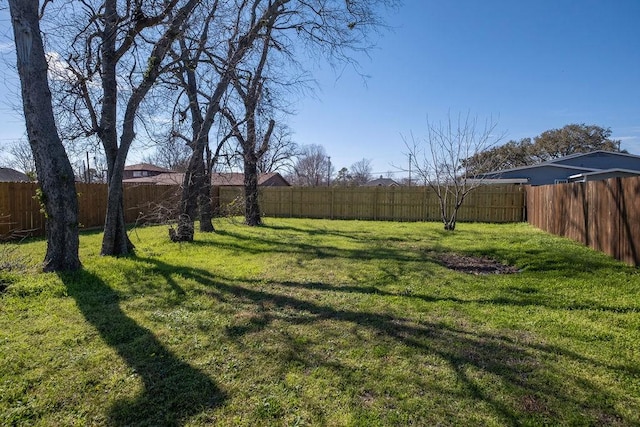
1,218,639,426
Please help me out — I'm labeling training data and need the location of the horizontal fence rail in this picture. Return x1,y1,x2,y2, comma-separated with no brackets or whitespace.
527,177,640,266
219,185,526,223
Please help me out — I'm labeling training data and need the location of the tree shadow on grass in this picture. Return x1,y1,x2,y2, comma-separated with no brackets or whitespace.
59,269,226,426
200,228,430,265
138,257,632,425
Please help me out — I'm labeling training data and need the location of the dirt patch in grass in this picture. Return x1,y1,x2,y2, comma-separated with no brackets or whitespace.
434,252,520,275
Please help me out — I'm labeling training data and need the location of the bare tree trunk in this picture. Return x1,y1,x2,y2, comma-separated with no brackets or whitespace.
244,153,261,226
9,0,81,271
173,148,203,241
84,0,198,255
199,166,215,232
197,143,214,232
98,0,134,256
101,166,133,255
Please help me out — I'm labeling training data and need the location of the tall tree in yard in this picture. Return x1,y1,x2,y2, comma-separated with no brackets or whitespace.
44,0,198,255
8,0,80,271
221,13,279,226
169,0,397,239
165,0,289,240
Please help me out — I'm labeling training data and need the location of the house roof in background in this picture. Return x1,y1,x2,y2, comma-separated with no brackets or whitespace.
547,150,640,164
123,172,184,185
0,167,29,182
124,163,175,173
210,173,244,186
568,168,640,182
483,150,640,176
363,177,399,187
211,172,289,186
123,172,289,186
483,163,599,176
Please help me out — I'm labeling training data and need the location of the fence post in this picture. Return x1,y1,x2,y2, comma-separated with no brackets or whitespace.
373,187,378,221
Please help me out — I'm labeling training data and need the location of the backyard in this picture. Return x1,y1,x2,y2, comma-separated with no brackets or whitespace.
1,218,639,426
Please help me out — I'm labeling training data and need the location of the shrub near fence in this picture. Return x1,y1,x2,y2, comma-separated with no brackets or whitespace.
0,182,181,238
527,176,640,267
219,185,526,223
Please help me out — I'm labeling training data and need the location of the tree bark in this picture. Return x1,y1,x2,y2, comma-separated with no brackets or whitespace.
198,134,214,232
244,153,262,226
9,0,81,271
175,0,286,238
101,166,133,255
98,0,134,256
173,148,203,242
198,168,215,232
97,0,198,254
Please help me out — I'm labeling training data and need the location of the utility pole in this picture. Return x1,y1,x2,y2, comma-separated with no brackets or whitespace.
327,156,331,186
86,151,91,183
408,153,412,186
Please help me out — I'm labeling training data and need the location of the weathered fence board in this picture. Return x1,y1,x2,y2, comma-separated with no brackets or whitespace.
527,177,640,266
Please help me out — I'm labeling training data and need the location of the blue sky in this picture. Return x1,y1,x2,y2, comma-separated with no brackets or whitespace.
290,0,640,177
0,1,639,178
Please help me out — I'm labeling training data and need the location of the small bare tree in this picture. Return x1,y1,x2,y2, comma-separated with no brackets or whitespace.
291,144,331,186
406,112,504,231
257,124,299,174
350,158,373,185
4,139,36,179
142,136,192,172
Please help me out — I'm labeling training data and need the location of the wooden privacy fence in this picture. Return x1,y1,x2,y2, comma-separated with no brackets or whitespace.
527,177,640,266
219,185,526,223
0,182,525,238
0,182,181,238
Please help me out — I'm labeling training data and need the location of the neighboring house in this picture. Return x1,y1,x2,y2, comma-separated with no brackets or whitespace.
123,163,175,180
211,172,290,187
122,172,184,185
122,166,290,187
476,151,640,185
363,176,400,187
0,167,30,182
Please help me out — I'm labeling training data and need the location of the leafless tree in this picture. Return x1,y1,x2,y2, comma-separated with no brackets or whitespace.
8,0,80,271
257,124,299,174
291,144,330,186
164,0,396,239
4,139,36,178
350,158,373,185
159,0,292,240
142,136,192,172
405,112,504,231
220,7,291,226
43,0,199,255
